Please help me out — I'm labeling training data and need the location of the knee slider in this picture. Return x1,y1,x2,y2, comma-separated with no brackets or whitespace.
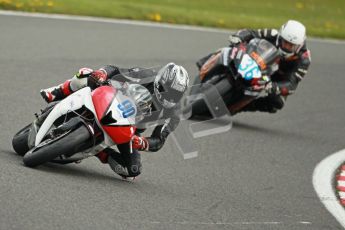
128,164,142,177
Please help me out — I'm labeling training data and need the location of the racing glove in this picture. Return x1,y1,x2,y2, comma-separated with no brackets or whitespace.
75,67,94,78
75,68,107,85
88,70,108,88
228,35,242,45
131,135,149,151
264,82,280,96
91,70,107,83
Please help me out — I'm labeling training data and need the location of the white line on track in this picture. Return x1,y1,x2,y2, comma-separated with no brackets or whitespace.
1,10,345,44
114,220,313,226
313,149,345,229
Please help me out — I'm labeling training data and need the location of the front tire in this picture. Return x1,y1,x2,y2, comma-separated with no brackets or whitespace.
12,124,32,156
23,125,92,167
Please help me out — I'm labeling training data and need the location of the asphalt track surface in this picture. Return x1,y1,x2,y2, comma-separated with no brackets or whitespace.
1,13,345,230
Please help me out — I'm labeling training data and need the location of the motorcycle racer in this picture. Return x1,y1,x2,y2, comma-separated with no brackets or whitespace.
227,20,311,113
40,63,189,179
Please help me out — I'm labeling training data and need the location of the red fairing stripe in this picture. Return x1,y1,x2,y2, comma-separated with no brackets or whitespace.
61,80,72,96
103,126,136,144
92,86,135,144
92,86,117,121
92,86,136,144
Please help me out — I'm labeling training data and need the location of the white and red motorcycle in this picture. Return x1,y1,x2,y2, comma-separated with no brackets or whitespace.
12,78,151,167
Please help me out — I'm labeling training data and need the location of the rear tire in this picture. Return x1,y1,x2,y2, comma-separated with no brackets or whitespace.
23,125,91,167
12,124,32,156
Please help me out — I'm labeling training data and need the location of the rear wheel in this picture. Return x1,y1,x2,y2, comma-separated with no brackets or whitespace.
12,124,32,156
23,124,92,167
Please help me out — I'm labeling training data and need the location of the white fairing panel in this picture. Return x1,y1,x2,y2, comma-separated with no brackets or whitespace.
106,90,137,126
35,87,96,146
221,47,231,66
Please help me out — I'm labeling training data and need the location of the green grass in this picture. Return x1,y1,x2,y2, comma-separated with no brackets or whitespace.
1,0,344,39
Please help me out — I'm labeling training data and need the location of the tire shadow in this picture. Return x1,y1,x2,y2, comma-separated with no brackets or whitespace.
187,116,306,140
0,148,131,185
37,162,127,184
231,120,311,141
0,148,23,164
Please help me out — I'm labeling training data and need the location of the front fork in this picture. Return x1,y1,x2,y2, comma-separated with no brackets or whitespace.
49,117,105,164
28,105,105,159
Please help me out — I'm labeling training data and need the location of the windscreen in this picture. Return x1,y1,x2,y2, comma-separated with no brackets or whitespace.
246,38,279,75
108,66,162,124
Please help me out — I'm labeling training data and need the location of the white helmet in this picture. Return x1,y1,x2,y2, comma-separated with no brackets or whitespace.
277,20,306,58
154,63,189,109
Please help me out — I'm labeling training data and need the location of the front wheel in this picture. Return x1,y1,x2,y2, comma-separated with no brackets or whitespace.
23,124,92,167
12,124,32,156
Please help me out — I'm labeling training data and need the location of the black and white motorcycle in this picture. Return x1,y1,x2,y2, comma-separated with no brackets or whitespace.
185,38,279,117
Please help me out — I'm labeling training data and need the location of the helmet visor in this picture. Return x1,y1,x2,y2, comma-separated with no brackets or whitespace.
136,101,152,116
280,38,299,53
155,82,183,108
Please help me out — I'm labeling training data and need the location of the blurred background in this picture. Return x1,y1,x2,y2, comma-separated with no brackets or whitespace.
1,0,344,39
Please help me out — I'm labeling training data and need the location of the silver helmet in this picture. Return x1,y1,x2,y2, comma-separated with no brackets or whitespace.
154,63,189,109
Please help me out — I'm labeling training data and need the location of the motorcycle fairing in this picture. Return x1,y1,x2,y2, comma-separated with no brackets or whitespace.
92,86,136,144
35,87,96,146
91,86,136,126
199,47,232,81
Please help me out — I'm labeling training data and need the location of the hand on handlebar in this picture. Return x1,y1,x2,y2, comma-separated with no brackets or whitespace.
131,135,149,151
263,81,280,95
90,70,110,86
249,76,270,92
91,70,107,83
228,35,242,45
77,68,110,89
246,77,278,97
